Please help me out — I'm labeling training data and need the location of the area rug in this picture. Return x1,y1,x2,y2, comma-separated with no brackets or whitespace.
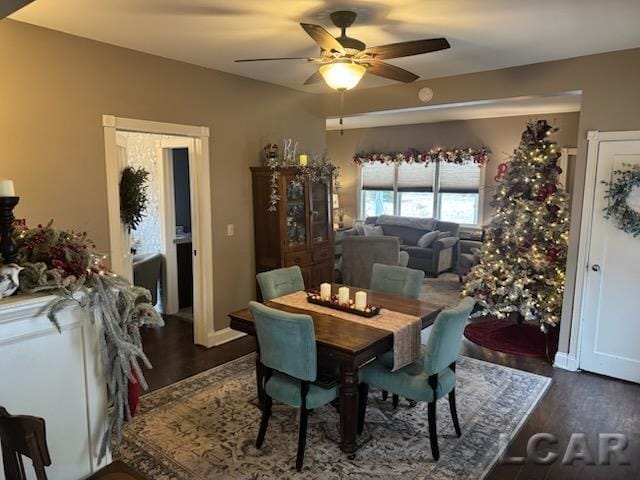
464,318,559,359
421,272,462,307
115,354,550,479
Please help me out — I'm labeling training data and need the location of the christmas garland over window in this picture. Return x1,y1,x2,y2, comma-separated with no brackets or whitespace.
353,146,490,166
120,166,150,232
603,163,640,237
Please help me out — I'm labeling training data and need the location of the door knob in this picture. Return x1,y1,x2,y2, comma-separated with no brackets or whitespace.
592,264,600,272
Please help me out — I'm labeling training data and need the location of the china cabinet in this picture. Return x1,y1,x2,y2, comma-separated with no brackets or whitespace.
251,166,335,291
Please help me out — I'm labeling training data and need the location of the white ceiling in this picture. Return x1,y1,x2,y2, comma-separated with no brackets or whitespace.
326,91,582,130
10,0,640,93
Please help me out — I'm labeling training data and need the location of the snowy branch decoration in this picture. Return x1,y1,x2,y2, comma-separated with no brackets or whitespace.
263,141,339,212
353,146,490,166
13,222,163,459
603,163,640,237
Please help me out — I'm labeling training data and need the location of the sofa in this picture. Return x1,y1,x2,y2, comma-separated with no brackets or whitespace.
456,238,483,281
338,215,460,277
339,236,409,288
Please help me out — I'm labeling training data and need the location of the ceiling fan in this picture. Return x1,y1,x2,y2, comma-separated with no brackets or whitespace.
235,10,450,91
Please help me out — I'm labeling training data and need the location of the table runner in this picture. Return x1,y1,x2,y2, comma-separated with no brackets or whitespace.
270,291,422,371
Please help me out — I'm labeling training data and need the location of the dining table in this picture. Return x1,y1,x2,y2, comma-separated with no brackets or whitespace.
228,283,444,456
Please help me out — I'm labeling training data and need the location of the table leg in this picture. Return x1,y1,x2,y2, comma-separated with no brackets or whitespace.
255,347,266,407
339,362,359,456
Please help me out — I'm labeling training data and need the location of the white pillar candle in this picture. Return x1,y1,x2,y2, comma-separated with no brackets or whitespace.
0,179,15,197
338,286,350,306
355,291,367,311
320,282,331,301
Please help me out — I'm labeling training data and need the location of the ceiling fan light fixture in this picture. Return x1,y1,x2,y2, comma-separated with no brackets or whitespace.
319,61,366,90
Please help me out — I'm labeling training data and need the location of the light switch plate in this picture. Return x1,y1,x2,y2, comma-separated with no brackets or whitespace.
226,224,234,236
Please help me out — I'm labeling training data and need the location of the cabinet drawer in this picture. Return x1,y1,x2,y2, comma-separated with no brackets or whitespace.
312,248,333,262
284,251,312,267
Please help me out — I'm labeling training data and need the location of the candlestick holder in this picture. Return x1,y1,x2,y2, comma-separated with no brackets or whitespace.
0,196,20,264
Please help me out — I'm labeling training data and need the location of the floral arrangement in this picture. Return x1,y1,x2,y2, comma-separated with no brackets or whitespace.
11,221,163,459
263,140,339,212
603,163,640,237
353,146,490,166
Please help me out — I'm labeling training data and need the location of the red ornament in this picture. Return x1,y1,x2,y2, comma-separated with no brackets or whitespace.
545,183,557,195
546,248,559,262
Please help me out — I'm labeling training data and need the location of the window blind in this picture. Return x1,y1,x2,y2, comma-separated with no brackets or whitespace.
397,162,435,192
361,163,394,191
438,162,481,193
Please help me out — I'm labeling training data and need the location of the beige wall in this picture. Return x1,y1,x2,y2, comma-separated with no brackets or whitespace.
322,47,640,355
328,112,580,227
0,19,324,332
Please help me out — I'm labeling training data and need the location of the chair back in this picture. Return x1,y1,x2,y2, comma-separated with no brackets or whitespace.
341,236,400,288
370,263,425,299
0,406,51,480
423,297,476,376
256,266,305,302
249,301,317,382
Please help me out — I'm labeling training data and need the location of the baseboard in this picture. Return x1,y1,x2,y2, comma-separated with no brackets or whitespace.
208,328,247,347
554,351,579,371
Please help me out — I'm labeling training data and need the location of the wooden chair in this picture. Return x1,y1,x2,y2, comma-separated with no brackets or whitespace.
0,406,51,480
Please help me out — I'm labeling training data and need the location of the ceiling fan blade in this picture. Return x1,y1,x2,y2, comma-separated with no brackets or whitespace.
300,23,346,54
365,61,419,83
363,38,450,60
304,71,323,85
235,57,311,62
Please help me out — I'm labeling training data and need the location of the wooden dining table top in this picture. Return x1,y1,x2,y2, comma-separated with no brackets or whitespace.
228,284,445,359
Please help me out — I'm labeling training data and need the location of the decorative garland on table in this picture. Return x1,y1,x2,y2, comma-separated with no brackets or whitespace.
10,221,163,459
119,166,150,232
603,163,640,237
353,146,490,166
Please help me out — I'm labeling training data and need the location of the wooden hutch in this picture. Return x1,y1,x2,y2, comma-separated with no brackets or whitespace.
251,166,335,290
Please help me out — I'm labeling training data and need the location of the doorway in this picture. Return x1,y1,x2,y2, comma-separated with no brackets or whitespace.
574,130,640,383
102,116,228,348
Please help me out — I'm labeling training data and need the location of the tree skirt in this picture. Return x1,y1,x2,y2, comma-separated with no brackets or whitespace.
115,353,550,479
464,318,559,358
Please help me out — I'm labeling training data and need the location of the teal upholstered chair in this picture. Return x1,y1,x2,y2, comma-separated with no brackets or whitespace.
370,263,425,299
249,301,339,471
357,297,476,460
256,266,305,302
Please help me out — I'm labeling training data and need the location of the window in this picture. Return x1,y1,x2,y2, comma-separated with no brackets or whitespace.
360,161,482,225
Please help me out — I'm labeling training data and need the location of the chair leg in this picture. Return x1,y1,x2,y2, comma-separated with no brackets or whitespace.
427,400,439,460
382,390,388,401
448,388,462,437
255,395,272,449
357,383,369,434
296,407,309,471
392,394,399,409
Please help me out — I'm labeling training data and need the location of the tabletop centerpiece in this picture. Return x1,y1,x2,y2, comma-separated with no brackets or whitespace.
306,283,380,318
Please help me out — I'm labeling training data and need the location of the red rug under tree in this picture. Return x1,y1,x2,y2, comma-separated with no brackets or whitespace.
464,317,559,359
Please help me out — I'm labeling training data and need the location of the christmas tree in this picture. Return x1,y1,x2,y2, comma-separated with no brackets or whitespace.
463,120,570,331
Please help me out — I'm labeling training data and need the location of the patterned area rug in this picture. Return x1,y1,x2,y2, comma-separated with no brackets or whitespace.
116,354,550,479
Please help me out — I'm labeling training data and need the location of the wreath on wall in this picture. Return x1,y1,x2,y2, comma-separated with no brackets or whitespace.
603,163,640,237
120,166,150,232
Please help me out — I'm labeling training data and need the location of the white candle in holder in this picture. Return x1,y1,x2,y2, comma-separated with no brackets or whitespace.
320,282,331,301
355,291,367,311
338,286,350,306
0,180,15,197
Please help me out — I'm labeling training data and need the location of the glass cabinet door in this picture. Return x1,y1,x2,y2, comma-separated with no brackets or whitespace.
285,180,307,248
310,181,330,244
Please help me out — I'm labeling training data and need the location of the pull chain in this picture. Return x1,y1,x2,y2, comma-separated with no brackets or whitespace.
340,89,345,136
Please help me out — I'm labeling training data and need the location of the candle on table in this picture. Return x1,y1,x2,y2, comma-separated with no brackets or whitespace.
338,286,349,306
320,282,331,301
0,180,15,197
299,154,308,166
355,291,367,311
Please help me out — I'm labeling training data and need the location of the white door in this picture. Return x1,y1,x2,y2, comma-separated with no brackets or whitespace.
580,138,640,383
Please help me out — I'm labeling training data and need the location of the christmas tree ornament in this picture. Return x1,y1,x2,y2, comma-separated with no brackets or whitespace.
463,120,570,331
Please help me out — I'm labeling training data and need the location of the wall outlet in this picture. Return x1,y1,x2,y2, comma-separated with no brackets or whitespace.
226,224,234,236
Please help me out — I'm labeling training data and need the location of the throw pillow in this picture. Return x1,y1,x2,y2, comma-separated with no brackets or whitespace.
354,222,365,236
363,225,384,237
437,231,452,239
417,230,440,248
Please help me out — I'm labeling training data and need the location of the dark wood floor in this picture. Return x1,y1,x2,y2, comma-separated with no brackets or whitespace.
140,316,640,479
